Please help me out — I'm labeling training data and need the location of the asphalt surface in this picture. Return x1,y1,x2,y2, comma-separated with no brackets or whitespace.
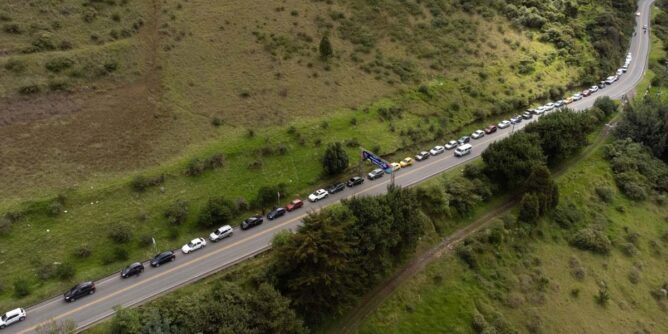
4,1,653,333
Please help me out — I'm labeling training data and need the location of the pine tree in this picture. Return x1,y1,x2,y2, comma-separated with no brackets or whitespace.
322,142,349,175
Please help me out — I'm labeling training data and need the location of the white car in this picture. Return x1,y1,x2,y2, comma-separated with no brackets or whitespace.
590,86,599,92
471,130,485,139
429,145,445,156
534,107,546,115
209,225,233,242
497,120,511,129
616,68,624,75
308,189,328,202
0,308,26,329
572,93,583,101
444,140,458,150
182,238,206,254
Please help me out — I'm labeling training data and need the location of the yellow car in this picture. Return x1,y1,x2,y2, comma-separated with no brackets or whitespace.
400,157,414,167
564,97,573,104
391,162,401,171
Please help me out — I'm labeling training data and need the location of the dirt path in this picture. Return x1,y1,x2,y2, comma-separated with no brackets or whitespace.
332,121,615,334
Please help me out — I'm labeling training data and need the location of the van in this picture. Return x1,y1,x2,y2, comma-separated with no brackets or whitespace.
454,144,472,157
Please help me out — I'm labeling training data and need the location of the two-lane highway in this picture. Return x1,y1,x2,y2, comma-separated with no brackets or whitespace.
5,1,654,332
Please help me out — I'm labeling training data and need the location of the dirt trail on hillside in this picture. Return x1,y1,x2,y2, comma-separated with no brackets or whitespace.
332,124,614,334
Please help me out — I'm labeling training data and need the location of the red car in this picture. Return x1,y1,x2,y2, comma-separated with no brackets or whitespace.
286,199,304,212
582,89,591,97
484,125,497,134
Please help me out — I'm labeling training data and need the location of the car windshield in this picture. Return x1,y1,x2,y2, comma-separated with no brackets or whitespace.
187,242,195,247
1,314,6,321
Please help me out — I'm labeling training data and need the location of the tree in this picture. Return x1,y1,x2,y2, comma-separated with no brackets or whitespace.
270,207,360,321
255,184,287,210
593,96,617,117
444,177,482,217
197,197,235,228
524,165,559,214
482,132,546,188
615,97,668,161
518,192,540,224
110,306,141,334
524,110,593,166
319,35,333,60
322,142,349,176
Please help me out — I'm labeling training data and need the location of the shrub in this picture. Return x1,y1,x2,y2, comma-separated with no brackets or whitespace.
164,200,189,225
595,186,614,203
74,244,92,258
19,84,41,95
45,57,74,73
319,35,333,60
46,200,64,217
13,279,31,298
593,97,617,117
628,268,641,284
518,192,541,224
211,117,223,127
108,225,133,244
570,227,611,254
185,158,205,176
0,216,12,236
55,262,76,280
37,263,56,281
595,286,610,306
621,242,639,257
198,197,235,228
4,59,26,73
104,61,118,73
2,23,21,34
551,202,582,229
130,174,164,192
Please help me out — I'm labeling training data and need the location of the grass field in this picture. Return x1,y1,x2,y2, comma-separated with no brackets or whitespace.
357,142,668,334
0,0,627,311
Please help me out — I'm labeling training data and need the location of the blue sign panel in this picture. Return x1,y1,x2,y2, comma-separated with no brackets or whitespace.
361,150,391,170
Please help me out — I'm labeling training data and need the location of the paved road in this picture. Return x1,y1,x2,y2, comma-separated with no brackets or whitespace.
4,1,653,333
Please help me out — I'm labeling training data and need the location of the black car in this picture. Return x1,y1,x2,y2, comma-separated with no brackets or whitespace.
64,281,95,302
367,168,384,180
347,176,364,187
150,251,176,267
457,136,471,146
241,216,263,230
121,262,144,278
267,207,286,220
327,183,345,194
415,151,430,161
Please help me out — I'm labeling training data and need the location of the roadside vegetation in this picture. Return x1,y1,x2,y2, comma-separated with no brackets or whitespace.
357,103,668,332
0,0,640,318
81,96,621,334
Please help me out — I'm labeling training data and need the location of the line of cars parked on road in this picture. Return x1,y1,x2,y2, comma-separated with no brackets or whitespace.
2,49,637,331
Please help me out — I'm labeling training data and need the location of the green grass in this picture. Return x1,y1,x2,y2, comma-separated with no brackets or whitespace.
356,141,668,334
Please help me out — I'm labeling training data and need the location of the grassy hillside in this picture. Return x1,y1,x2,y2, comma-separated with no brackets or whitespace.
0,0,637,311
357,136,668,334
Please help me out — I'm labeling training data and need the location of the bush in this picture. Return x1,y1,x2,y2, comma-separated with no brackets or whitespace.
46,200,64,217
130,174,165,192
56,262,76,280
164,200,189,225
628,268,641,284
185,158,206,176
0,216,12,236
45,57,74,73
570,227,611,254
3,23,21,34
595,186,614,203
551,202,582,229
108,225,133,244
37,263,56,281
198,197,235,228
73,244,92,258
114,247,129,261
4,58,26,73
595,286,610,306
19,84,41,95
211,117,223,127
593,97,617,117
13,279,31,298
621,242,639,257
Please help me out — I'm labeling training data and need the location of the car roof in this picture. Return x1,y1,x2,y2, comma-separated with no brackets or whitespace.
292,199,302,203
159,251,172,256
190,238,200,243
457,144,472,150
5,308,23,316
